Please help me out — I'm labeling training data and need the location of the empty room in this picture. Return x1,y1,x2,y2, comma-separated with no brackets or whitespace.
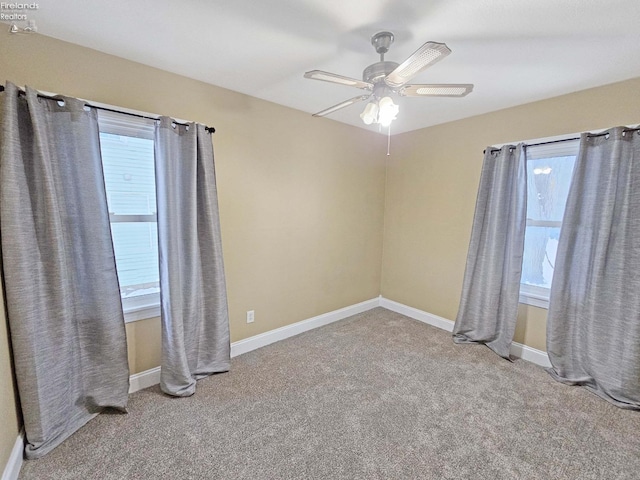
1,1,639,479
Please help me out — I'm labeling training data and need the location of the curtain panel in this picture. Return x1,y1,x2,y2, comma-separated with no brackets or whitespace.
155,117,230,397
547,127,640,409
0,83,129,459
453,145,527,359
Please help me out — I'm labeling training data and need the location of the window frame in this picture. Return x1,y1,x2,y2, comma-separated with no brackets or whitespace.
489,134,580,309
98,111,160,323
520,219,564,309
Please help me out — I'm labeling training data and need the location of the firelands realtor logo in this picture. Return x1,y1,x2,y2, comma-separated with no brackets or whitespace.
2,2,38,33
1,2,39,19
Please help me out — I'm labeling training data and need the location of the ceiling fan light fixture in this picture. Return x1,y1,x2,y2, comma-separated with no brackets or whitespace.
377,96,399,127
360,101,379,125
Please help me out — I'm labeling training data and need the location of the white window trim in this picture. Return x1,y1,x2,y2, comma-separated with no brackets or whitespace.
122,293,161,323
519,284,550,309
494,133,581,310
99,111,161,323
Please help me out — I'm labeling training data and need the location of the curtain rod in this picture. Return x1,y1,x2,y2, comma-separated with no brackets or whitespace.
484,127,640,155
484,137,577,154
0,85,216,134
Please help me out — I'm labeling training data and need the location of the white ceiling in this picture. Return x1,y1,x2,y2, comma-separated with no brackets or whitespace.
17,0,640,134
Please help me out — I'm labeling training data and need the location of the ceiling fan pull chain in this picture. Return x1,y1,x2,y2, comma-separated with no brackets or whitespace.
387,124,391,156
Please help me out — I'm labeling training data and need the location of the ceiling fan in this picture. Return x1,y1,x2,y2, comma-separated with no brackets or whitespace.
304,31,473,127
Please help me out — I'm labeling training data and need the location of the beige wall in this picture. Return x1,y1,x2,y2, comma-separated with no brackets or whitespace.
382,76,640,350
0,297,20,474
1,27,639,476
0,31,387,470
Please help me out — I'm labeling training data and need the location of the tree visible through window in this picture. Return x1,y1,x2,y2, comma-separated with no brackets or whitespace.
520,139,578,307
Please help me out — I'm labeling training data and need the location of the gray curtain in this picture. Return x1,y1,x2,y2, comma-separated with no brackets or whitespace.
0,83,129,459
547,127,640,410
155,117,230,397
453,145,527,358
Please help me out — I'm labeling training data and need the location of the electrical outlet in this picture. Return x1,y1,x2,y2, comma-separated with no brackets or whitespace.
246,310,255,324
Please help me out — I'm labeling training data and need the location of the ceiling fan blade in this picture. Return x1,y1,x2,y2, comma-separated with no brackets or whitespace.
384,42,451,88
304,70,373,90
312,95,370,117
399,84,474,97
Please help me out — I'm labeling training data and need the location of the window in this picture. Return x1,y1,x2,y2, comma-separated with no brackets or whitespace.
98,111,160,321
519,139,579,308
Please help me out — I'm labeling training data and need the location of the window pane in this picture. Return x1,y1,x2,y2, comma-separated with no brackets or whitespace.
99,124,160,302
100,132,156,215
526,154,576,222
110,222,159,295
522,226,560,289
521,140,578,299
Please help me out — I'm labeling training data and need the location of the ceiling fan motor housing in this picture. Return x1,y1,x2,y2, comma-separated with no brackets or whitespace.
363,61,399,85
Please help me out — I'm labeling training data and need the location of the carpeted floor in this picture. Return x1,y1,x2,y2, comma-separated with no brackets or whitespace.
18,307,640,479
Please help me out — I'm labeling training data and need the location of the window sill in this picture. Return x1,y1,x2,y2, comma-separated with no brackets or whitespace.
122,292,161,323
124,303,160,323
519,293,549,310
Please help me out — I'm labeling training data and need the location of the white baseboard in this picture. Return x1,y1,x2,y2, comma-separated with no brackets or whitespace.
128,366,161,394
509,341,552,368
128,298,380,393
127,296,551,394
379,297,455,332
379,297,551,368
230,298,379,357
1,430,23,480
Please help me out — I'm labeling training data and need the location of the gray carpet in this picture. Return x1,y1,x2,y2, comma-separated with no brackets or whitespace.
19,307,640,479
